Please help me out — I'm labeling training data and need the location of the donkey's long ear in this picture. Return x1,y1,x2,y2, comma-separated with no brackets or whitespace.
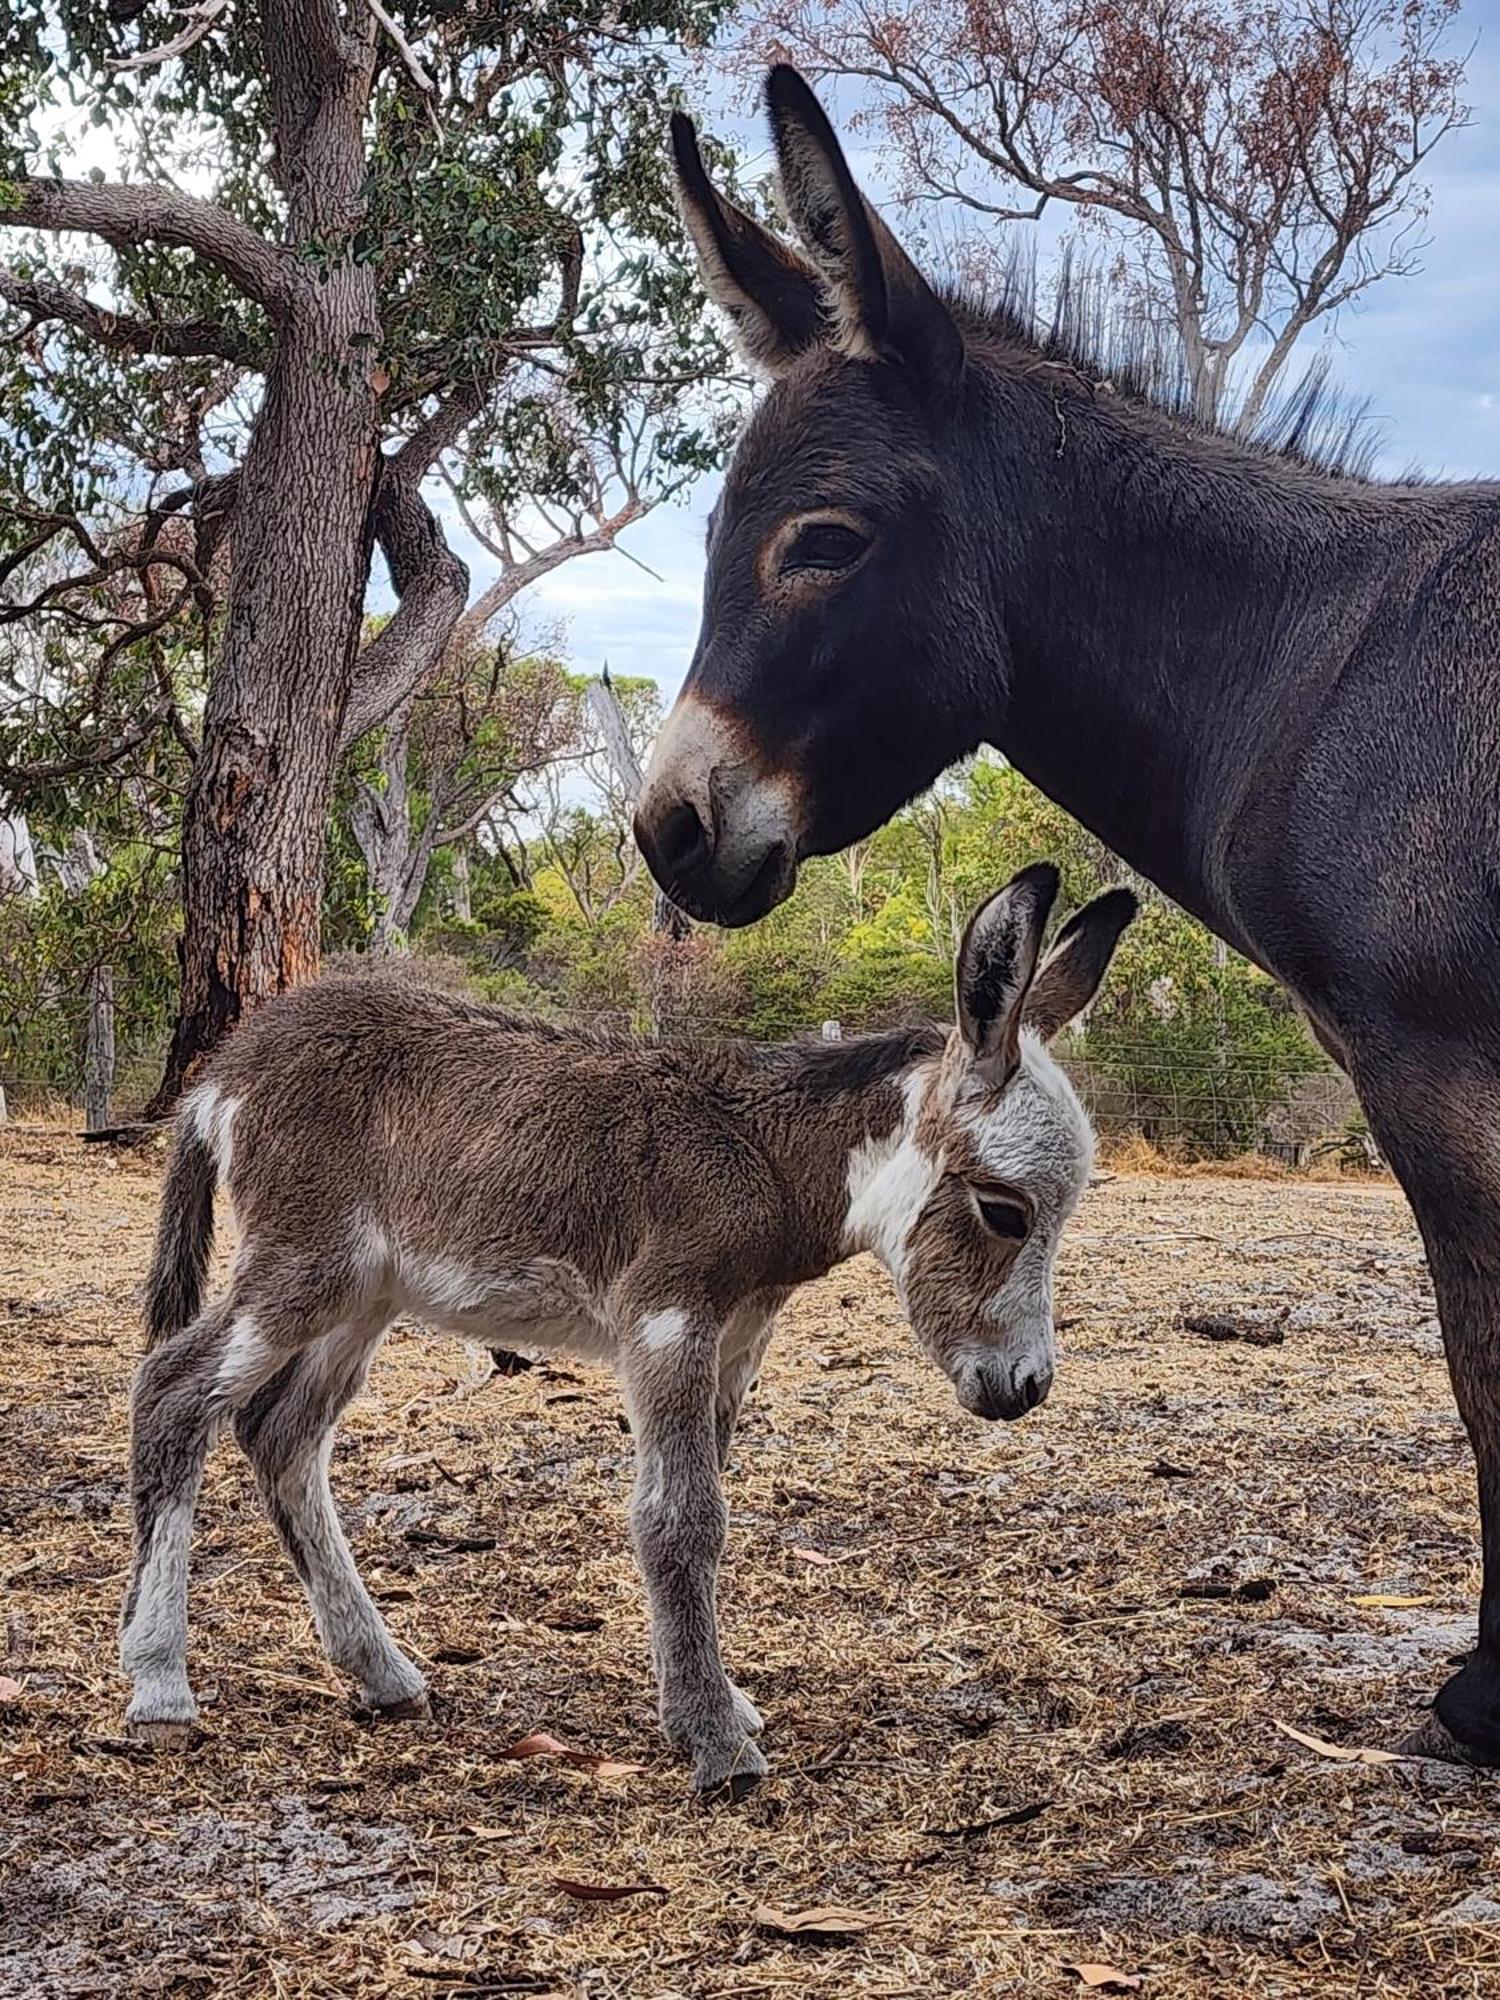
765,65,964,406
671,111,826,378
1024,888,1138,1042
956,864,1059,1089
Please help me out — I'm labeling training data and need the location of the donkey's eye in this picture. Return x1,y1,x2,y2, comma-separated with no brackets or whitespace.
976,1194,1030,1240
783,521,869,574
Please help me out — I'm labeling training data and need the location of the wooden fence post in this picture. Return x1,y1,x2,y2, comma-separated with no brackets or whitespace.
84,965,116,1134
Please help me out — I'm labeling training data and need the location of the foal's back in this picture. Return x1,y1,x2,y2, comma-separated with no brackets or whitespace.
196,976,791,1292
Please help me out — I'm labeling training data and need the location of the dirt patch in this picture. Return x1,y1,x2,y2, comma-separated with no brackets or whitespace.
3,1129,1499,1997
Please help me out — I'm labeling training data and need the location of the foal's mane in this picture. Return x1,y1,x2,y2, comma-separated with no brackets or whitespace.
952,251,1385,483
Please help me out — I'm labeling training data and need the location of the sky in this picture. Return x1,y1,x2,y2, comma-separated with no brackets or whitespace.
465,21,1500,708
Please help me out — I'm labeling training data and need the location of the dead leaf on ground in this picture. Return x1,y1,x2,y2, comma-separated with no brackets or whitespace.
502,1729,646,1778
0,1676,23,1703
552,1876,668,1902
791,1546,840,1567
1348,1593,1434,1609
754,1904,881,1938
1063,1962,1144,1992
1274,1720,1402,1766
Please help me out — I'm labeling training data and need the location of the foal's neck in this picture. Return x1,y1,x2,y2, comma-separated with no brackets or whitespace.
746,1024,944,1278
968,368,1417,931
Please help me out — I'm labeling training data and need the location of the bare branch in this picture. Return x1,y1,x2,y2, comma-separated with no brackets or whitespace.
365,0,436,93
108,0,232,71
1,700,173,785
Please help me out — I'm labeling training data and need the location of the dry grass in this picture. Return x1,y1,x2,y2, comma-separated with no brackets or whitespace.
3,1127,1499,1998
1096,1132,1390,1183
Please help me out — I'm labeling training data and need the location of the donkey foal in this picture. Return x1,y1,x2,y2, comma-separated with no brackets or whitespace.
121,863,1133,1791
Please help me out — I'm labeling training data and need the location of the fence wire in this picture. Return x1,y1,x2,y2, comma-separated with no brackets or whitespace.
1,1012,1368,1163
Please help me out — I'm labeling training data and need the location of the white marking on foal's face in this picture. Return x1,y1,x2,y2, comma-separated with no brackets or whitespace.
186,1082,240,1186
845,1035,1096,1422
946,1033,1095,1412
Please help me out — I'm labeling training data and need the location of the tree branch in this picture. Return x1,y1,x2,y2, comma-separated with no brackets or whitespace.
108,0,231,70
340,472,469,753
0,179,292,314
365,0,436,93
0,263,261,363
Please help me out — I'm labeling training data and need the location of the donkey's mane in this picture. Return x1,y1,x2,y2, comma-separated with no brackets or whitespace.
951,251,1385,483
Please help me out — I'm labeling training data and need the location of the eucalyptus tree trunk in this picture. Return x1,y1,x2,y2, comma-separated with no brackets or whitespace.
148,10,382,1110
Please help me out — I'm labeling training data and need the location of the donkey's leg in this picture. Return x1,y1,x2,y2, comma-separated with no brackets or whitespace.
120,1296,290,1735
1356,1055,1500,1762
617,1297,767,1794
233,1310,428,1715
715,1301,778,1471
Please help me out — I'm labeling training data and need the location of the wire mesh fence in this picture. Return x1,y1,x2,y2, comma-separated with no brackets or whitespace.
1,1010,1372,1164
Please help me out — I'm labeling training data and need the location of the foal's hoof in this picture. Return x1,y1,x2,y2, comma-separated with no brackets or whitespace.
125,1717,201,1751
368,1690,432,1722
729,1682,765,1737
1399,1711,1500,1768
693,1735,770,1801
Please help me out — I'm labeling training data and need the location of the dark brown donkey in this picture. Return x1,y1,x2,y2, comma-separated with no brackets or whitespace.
635,66,1500,1763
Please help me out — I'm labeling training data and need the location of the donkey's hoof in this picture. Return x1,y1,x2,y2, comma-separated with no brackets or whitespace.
125,1716,201,1750
1400,1711,1500,1768
693,1734,769,1800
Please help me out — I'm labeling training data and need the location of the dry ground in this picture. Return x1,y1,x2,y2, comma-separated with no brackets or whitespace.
4,1128,1500,1998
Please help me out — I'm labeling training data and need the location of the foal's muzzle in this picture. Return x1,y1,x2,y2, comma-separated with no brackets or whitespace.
957,1352,1053,1423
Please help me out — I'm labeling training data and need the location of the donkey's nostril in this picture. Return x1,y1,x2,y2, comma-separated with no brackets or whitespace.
654,800,713,882
1017,1368,1046,1413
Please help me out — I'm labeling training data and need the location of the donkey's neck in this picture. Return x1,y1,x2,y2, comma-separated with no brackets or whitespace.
968,370,1426,935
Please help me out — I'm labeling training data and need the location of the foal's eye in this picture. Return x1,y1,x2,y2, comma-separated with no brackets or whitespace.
976,1194,1030,1240
783,521,869,574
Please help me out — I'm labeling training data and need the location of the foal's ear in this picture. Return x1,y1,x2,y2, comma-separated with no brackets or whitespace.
671,111,826,378
1024,887,1139,1042
765,65,964,407
956,864,1059,1089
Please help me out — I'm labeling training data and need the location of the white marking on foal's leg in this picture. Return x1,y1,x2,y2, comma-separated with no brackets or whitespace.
240,1317,427,1714
215,1312,272,1399
122,1304,289,1734
640,1307,689,1353
120,1497,198,1728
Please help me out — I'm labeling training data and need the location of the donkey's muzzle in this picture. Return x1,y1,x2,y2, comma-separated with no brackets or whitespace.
634,693,803,927
958,1353,1052,1423
634,795,797,927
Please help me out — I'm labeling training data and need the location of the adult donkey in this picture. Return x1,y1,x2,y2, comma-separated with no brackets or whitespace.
635,66,1500,1765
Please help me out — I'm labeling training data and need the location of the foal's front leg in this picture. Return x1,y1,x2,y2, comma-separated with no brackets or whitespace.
617,1297,768,1795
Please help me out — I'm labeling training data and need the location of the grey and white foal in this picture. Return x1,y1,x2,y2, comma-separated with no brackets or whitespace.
121,862,1133,1790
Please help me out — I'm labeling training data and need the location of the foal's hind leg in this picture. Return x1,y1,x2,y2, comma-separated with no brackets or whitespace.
233,1310,428,1716
1356,1053,1500,1763
120,1297,290,1736
715,1297,779,1471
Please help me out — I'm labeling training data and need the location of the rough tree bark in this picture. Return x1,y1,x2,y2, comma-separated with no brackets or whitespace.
147,6,384,1111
